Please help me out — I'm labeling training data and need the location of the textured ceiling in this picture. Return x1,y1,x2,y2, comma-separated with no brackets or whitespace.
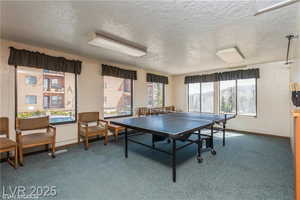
0,0,299,75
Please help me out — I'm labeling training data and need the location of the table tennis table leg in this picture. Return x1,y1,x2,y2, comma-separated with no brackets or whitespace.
172,139,176,182
211,125,216,155
222,123,226,146
152,135,155,149
197,130,203,163
125,128,128,158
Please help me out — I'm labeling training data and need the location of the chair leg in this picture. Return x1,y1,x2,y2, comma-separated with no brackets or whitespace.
77,130,81,144
45,144,49,152
18,146,23,166
114,130,118,142
51,143,56,158
84,136,89,150
14,146,18,168
104,132,108,145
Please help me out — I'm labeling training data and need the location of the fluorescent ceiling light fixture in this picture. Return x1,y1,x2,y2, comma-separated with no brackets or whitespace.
216,47,245,63
88,32,147,57
254,0,300,16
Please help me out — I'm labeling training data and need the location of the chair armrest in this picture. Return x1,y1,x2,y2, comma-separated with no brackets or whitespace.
16,129,22,135
97,119,108,129
79,121,89,127
48,125,56,137
49,125,56,130
98,119,108,124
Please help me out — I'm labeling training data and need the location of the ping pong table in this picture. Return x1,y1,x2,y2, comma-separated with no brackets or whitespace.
111,112,235,182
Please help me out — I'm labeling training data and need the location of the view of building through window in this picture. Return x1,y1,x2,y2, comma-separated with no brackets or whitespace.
16,67,76,124
103,76,132,118
220,80,237,114
147,82,164,107
237,78,256,116
188,83,200,112
201,82,214,113
188,82,214,113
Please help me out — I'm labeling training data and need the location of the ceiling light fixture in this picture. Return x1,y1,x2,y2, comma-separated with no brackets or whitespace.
254,0,300,16
216,47,245,63
88,32,147,57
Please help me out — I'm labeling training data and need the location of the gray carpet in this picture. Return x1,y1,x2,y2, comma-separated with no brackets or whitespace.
0,132,294,200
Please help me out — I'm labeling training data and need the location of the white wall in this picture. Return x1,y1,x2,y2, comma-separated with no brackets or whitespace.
173,62,291,137
0,39,173,147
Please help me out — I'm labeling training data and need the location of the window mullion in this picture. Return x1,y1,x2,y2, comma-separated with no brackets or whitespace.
199,83,201,113
236,79,238,115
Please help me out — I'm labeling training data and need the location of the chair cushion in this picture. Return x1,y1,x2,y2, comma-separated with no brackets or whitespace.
80,125,106,134
21,132,53,147
0,138,16,150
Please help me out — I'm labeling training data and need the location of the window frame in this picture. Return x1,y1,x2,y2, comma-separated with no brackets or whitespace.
147,82,165,108
218,79,257,117
187,82,214,113
15,66,78,126
103,77,134,120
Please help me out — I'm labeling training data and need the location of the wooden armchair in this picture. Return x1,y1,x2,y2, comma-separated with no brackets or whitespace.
0,117,18,168
165,106,176,113
136,107,149,117
78,112,108,150
16,116,56,166
150,107,164,115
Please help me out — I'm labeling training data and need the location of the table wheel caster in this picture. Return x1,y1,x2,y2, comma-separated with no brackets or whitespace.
197,156,203,163
211,150,216,155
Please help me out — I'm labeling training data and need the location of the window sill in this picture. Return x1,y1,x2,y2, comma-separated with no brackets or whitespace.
104,114,133,120
237,114,257,118
50,120,77,126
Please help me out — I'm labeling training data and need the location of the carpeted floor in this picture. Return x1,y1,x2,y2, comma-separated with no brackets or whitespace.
0,132,294,200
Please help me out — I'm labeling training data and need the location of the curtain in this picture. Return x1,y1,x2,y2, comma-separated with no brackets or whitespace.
102,64,137,80
8,47,82,74
184,68,259,84
146,73,168,84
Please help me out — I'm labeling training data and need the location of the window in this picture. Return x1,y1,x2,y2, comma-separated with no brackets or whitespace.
188,83,200,112
219,79,257,116
201,82,214,113
51,95,64,108
147,82,164,107
51,79,61,89
25,76,37,85
237,78,256,116
188,82,214,113
16,66,76,124
25,95,37,104
219,80,237,114
44,78,49,91
103,76,133,118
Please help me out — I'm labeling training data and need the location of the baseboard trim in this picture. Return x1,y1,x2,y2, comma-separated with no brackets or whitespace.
227,129,290,139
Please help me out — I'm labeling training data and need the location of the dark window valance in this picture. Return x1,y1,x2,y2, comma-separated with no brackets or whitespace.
184,68,259,84
8,47,82,74
184,73,219,84
217,68,259,81
147,73,168,84
102,64,137,80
